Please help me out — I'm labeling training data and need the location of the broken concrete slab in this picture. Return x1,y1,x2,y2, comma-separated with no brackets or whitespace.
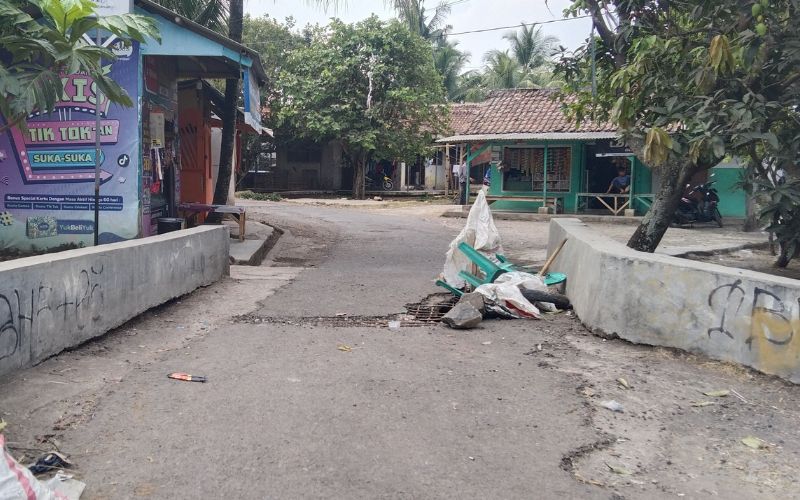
442,301,483,329
458,292,486,315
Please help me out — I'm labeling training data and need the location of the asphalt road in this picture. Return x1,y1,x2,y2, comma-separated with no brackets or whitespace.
1,202,797,499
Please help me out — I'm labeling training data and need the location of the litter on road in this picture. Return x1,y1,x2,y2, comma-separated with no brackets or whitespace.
167,372,207,383
601,400,625,412
437,192,571,328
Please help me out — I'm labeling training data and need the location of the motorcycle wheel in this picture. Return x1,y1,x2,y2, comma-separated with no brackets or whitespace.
382,179,394,191
713,207,723,228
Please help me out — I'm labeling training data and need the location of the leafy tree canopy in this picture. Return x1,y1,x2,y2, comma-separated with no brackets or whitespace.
0,0,159,132
557,0,800,259
276,16,448,198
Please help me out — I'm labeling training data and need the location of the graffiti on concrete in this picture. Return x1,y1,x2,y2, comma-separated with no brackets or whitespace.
707,280,800,374
0,263,105,360
707,279,745,339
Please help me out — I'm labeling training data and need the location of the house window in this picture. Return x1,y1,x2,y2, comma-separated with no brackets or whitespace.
502,147,571,192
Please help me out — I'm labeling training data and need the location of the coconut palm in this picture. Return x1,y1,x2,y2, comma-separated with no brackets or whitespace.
434,39,470,100
504,25,558,72
388,0,452,43
482,50,524,90
154,0,229,33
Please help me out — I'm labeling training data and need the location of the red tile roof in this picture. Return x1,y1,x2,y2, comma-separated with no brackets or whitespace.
443,89,616,141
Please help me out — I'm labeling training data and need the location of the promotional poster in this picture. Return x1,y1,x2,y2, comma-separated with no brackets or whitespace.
0,39,141,255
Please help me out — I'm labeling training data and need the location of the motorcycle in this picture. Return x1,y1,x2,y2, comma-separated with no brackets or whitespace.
365,173,394,191
673,178,724,227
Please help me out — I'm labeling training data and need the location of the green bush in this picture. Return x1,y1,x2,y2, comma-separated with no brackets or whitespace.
237,191,283,202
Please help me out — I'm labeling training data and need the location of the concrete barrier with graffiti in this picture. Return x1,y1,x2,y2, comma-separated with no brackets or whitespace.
548,218,800,383
0,226,229,378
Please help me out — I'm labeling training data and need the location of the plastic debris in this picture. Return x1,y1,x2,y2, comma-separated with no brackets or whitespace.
29,451,71,475
741,436,768,450
601,400,624,412
605,463,633,475
703,389,730,397
44,472,86,500
167,372,207,383
0,435,63,499
387,320,401,331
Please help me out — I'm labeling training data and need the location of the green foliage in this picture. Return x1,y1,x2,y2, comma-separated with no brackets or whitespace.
389,0,452,41
276,16,448,195
153,0,228,34
558,0,800,261
237,190,283,202
458,25,561,102
0,0,159,132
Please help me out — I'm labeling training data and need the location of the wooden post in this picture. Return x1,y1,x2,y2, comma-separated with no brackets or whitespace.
465,144,472,205
444,144,450,196
543,145,549,211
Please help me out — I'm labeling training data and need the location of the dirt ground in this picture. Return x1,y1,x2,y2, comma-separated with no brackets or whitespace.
0,200,796,499
684,247,800,281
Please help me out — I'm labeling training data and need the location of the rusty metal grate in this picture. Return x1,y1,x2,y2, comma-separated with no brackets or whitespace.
234,294,458,328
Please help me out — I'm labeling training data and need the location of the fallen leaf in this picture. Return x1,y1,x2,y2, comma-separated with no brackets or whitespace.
703,389,730,397
605,462,633,475
0,420,6,433
337,344,352,352
616,378,630,389
691,401,715,407
741,436,768,450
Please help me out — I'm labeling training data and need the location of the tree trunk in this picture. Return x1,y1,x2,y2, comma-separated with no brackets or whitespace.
352,155,366,200
627,161,697,252
743,194,759,232
211,0,243,211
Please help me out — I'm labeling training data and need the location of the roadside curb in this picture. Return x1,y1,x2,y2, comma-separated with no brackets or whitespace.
230,224,283,266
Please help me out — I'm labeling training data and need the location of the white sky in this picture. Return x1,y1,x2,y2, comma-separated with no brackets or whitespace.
243,0,593,70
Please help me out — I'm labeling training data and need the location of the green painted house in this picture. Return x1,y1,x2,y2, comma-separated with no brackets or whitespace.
439,89,746,217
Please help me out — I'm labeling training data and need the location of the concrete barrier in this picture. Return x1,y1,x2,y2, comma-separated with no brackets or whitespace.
0,227,229,377
548,218,800,383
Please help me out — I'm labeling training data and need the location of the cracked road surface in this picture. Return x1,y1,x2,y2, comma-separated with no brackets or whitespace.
1,201,798,499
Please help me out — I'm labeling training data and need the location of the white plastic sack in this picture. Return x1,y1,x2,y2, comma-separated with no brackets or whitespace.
474,272,548,319
443,190,504,288
0,435,67,500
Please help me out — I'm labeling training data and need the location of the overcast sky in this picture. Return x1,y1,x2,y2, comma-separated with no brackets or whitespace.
243,0,593,70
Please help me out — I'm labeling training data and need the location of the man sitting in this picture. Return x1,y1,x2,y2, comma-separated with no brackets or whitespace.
607,167,631,194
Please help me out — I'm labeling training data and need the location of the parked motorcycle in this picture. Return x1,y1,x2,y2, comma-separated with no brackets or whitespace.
365,173,394,191
673,178,724,227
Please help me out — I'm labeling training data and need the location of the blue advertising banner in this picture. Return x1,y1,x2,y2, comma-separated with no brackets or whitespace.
0,38,141,254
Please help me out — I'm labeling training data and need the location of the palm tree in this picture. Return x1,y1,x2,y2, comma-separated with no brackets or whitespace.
434,40,470,100
482,50,523,90
154,0,229,33
388,0,452,43
504,25,558,72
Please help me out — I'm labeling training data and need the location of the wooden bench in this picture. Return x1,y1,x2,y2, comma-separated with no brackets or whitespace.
178,203,247,241
576,193,631,216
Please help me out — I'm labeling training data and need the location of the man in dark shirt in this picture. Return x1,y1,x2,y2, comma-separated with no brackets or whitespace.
607,167,631,194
